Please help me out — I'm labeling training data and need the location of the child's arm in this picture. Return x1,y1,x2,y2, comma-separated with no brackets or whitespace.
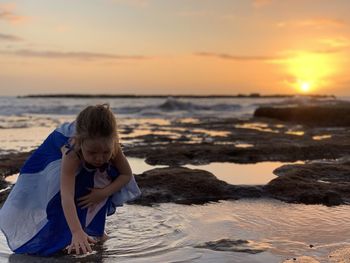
77,144,132,208
60,149,96,254
104,143,132,196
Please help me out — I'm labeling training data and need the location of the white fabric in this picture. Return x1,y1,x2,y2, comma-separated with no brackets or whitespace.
55,122,75,137
85,169,111,227
0,160,62,250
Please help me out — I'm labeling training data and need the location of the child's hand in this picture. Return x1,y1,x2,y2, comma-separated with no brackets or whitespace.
78,188,108,209
67,230,96,255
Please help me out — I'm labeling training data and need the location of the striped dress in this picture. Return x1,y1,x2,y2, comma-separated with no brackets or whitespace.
0,122,141,256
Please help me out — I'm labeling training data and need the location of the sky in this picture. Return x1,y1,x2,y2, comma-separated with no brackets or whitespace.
1,0,350,96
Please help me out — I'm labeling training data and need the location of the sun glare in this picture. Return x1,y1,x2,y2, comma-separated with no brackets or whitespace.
300,81,311,93
283,51,338,94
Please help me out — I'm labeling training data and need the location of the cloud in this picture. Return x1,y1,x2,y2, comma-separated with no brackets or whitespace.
253,0,273,8
0,49,150,60
277,18,345,28
0,33,23,42
109,0,150,8
195,52,280,62
195,48,344,63
177,10,208,17
0,4,29,24
318,37,350,49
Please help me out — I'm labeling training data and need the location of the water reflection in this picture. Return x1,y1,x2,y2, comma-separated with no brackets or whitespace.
2,199,350,262
185,161,298,185
0,127,54,152
312,135,332,140
285,130,304,136
235,123,279,133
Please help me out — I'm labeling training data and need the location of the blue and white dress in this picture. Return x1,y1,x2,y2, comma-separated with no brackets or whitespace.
0,122,141,256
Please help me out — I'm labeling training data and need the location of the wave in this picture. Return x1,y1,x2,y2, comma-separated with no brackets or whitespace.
0,115,66,129
157,97,241,112
0,96,290,122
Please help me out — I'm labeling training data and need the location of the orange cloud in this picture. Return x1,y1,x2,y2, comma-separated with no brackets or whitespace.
195,48,343,64
0,4,29,24
0,49,150,61
0,33,23,41
318,37,350,49
195,52,281,62
277,18,345,28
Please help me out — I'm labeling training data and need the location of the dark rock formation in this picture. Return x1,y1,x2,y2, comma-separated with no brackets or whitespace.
0,151,29,177
195,239,269,254
254,104,350,126
264,158,350,206
0,151,30,205
133,167,263,205
125,141,350,166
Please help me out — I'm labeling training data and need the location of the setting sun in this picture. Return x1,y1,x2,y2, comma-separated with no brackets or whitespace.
284,51,339,94
300,81,311,93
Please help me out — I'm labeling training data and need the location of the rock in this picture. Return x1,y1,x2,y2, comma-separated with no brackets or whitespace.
0,151,31,204
265,158,350,206
254,104,350,126
133,167,264,205
0,151,30,177
124,141,350,166
323,191,343,206
0,188,11,206
195,239,269,254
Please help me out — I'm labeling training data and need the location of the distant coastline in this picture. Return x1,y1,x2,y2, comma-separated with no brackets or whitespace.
18,93,335,99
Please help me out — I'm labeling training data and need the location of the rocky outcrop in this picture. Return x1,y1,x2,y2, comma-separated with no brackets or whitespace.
195,239,269,254
264,158,350,206
254,104,350,126
0,151,29,177
0,151,30,205
133,167,263,205
125,142,350,166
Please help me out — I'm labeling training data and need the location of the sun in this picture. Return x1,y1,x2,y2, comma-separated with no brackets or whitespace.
283,51,338,94
299,81,311,93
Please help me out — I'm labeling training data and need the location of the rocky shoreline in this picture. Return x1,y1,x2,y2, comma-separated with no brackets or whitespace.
1,102,350,207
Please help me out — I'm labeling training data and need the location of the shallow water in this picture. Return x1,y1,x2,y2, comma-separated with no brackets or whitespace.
5,158,292,186
0,126,54,153
185,161,290,185
1,200,350,262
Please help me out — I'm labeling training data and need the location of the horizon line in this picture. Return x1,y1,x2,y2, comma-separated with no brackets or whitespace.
16,93,335,99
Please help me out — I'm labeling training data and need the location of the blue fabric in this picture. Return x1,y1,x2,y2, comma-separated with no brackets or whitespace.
20,130,68,174
14,166,120,256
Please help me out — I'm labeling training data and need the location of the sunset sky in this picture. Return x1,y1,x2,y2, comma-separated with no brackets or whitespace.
1,0,350,96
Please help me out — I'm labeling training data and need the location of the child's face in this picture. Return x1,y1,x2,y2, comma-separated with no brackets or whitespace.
81,137,114,167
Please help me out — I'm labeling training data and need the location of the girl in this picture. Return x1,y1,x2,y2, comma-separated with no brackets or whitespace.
0,104,141,256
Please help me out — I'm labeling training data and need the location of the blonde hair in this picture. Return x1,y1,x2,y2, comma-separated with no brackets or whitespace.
74,103,119,158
